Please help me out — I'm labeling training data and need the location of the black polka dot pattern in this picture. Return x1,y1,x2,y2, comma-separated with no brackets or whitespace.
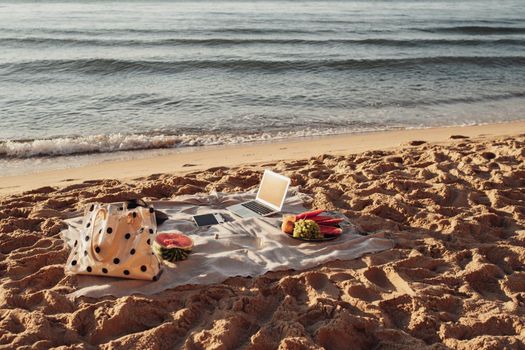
95,246,101,253
74,240,78,247
141,265,147,272
125,233,131,239
149,229,154,234
113,258,120,264
72,260,77,266
87,266,92,272
130,249,136,255
107,227,112,234
85,236,90,241
89,204,94,211
102,268,108,274
147,239,151,245
132,212,137,218
86,222,91,228
149,207,154,213
84,250,88,256
124,270,130,275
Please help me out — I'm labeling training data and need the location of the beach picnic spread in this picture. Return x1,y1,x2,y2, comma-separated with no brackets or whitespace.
62,189,394,298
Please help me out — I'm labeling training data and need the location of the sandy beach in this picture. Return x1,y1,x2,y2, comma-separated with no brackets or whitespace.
2,0,525,347
1,122,525,349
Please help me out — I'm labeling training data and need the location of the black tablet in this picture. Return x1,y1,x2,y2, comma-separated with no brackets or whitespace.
192,213,225,227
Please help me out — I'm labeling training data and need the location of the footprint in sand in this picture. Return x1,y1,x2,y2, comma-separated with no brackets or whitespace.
408,140,426,146
450,135,470,139
303,271,340,300
362,267,395,290
346,284,381,302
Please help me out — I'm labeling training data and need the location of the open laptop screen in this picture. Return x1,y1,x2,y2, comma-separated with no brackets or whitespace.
256,171,290,210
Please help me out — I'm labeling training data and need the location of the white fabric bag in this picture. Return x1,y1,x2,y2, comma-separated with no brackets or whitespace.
64,201,161,281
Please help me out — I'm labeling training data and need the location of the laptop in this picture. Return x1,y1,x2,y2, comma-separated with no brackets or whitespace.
227,170,291,218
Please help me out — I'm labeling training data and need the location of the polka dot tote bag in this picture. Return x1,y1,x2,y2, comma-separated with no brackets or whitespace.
66,201,161,281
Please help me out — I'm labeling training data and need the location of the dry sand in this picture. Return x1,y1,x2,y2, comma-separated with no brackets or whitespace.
1,125,525,349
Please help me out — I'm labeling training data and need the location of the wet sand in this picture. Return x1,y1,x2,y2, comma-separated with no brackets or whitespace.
1,121,524,195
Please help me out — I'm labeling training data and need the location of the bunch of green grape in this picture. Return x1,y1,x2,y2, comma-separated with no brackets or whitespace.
293,219,322,239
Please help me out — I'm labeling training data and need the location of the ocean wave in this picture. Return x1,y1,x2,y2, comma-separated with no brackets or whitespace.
2,56,524,75
0,27,338,37
2,36,525,48
419,26,525,35
0,134,181,159
0,127,384,159
3,20,522,37
4,101,525,159
394,92,525,108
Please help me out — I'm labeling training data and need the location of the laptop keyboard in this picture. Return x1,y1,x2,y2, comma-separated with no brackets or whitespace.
241,201,274,215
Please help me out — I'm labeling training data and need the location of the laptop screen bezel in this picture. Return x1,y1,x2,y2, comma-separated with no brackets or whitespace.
255,170,291,211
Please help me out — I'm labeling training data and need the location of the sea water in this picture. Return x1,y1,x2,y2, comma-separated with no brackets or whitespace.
1,0,524,174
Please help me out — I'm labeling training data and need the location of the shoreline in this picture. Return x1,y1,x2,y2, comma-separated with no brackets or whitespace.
1,120,524,195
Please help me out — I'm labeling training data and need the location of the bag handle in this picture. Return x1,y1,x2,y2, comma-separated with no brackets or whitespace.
89,207,108,262
126,199,148,209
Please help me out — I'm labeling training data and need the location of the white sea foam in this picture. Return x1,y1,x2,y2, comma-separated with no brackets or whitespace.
0,126,387,159
0,134,179,158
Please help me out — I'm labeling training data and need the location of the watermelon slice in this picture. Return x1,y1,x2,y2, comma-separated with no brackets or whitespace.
315,218,344,226
307,215,334,222
319,225,343,236
154,232,193,262
309,216,344,225
295,209,325,220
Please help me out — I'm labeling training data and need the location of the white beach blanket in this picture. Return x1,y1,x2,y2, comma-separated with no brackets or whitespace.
62,190,394,298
